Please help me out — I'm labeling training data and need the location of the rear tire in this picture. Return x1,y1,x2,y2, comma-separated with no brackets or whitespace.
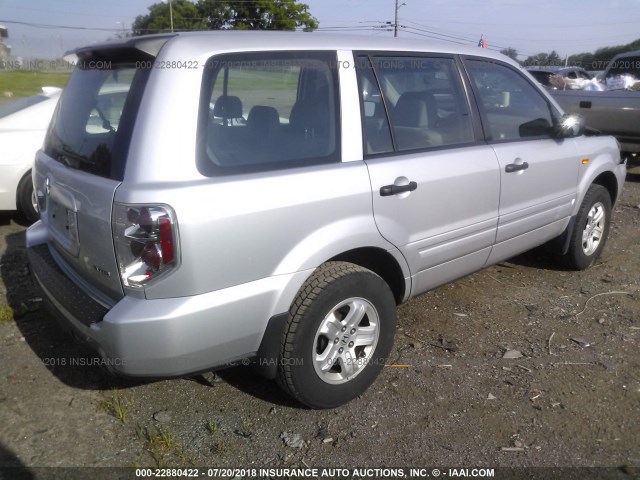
562,184,611,270
17,172,39,223
278,262,396,409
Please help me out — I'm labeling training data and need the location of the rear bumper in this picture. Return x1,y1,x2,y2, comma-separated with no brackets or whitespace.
26,220,301,377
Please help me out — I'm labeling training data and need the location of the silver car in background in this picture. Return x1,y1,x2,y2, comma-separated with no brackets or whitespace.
26,32,626,408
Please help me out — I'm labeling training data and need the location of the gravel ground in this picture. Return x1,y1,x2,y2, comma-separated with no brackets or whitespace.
0,177,639,480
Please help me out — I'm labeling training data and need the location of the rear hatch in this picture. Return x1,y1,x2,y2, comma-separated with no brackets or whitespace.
34,43,161,305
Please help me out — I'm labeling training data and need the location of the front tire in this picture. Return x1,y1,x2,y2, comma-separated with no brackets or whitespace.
278,262,397,409
562,184,612,270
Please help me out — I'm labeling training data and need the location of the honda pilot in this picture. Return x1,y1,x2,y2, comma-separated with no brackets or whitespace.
27,32,626,408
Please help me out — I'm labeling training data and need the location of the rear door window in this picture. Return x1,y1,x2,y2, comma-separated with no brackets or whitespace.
357,55,475,155
45,59,150,180
198,51,340,175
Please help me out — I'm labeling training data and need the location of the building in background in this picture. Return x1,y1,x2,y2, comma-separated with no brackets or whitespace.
0,25,11,67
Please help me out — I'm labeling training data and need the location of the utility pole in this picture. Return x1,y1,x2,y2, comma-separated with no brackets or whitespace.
169,0,174,32
394,0,406,37
394,0,399,37
116,21,126,38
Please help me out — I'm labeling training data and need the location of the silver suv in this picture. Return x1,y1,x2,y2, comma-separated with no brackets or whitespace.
27,32,626,408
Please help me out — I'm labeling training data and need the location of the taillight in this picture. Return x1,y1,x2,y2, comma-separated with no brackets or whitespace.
113,204,179,288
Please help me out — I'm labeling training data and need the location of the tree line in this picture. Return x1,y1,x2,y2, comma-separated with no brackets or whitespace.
501,37,640,70
132,0,318,35
133,0,638,73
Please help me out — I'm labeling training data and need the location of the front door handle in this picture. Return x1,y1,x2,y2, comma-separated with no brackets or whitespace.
505,162,529,173
380,181,418,196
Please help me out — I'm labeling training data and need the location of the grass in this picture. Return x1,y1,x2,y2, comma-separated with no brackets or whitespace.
205,420,218,434
0,71,70,100
0,305,13,324
97,391,132,424
204,419,227,455
0,303,40,324
137,425,190,467
145,427,176,451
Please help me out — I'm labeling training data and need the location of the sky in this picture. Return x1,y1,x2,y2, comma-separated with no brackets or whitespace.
1,0,639,62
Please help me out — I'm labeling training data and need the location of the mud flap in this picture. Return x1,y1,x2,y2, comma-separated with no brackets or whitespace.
253,312,291,379
544,216,577,255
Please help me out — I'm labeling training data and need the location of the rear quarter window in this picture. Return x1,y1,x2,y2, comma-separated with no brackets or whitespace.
197,51,341,176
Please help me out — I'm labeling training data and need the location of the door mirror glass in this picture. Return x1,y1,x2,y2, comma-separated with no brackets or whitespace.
555,113,585,138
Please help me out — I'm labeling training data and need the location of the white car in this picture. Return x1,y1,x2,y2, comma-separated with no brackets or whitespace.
0,86,61,221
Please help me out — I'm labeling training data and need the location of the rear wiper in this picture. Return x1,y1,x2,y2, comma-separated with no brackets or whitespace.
51,144,92,168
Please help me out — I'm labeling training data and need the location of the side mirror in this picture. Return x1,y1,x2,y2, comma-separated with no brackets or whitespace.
555,113,585,138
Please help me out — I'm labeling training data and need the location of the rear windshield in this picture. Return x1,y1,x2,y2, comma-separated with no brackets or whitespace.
45,57,150,180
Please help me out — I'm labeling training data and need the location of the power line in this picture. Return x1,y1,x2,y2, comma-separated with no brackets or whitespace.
1,5,130,19
401,23,477,44
399,19,541,57
0,19,121,32
314,27,383,31
399,27,471,47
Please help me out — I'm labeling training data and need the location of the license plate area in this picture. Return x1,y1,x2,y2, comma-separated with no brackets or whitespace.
49,200,80,257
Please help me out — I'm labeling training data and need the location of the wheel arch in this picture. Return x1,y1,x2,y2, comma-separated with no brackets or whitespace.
328,247,408,305
270,215,412,310
591,170,618,207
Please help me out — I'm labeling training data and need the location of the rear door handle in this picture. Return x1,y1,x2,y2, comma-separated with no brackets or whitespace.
380,181,418,197
505,162,529,173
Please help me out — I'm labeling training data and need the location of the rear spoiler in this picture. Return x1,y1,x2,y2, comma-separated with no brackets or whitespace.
64,34,177,63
